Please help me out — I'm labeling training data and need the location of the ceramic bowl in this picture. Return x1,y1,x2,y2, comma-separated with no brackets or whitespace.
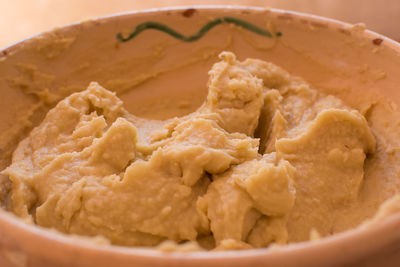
1,6,400,267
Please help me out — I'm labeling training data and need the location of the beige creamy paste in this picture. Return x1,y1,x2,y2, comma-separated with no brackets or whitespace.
2,51,400,250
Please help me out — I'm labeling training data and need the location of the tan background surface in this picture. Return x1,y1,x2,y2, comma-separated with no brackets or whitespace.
0,0,399,48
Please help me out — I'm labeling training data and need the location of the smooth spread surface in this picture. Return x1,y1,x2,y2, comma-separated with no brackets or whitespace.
2,52,400,250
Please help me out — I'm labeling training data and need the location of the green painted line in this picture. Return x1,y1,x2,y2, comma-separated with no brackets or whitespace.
116,16,282,42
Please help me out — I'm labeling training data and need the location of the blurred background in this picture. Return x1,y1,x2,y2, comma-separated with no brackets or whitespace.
1,0,399,48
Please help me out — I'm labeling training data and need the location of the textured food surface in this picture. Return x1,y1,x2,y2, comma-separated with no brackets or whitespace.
2,52,400,250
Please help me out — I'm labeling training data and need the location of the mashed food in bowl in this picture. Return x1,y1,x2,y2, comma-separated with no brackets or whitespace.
1,51,399,250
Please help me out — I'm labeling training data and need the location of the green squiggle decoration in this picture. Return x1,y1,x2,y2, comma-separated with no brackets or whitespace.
116,16,282,42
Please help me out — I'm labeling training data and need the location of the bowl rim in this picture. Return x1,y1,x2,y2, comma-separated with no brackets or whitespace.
1,5,400,53
1,5,400,263
2,208,400,261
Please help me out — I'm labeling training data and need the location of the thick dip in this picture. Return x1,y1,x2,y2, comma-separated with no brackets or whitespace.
1,52,399,250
